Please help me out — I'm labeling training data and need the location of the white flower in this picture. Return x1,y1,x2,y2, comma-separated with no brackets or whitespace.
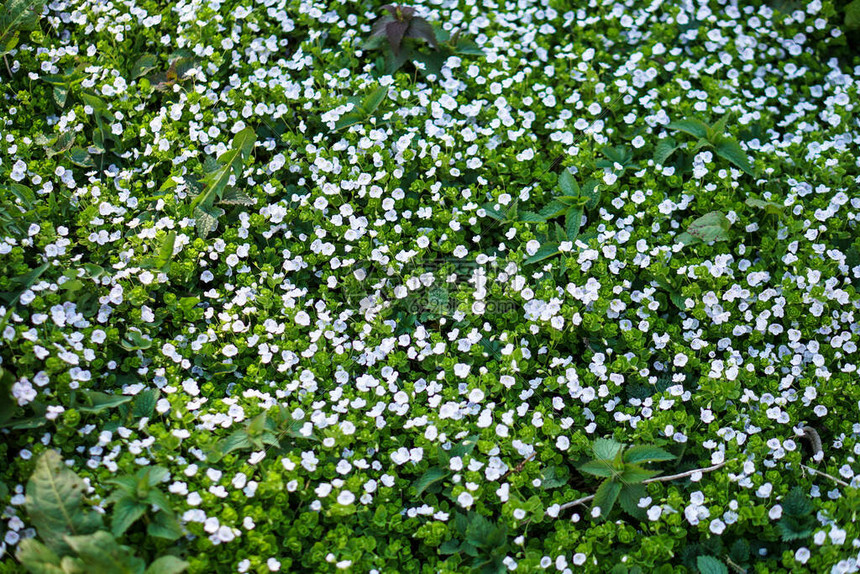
457,492,474,508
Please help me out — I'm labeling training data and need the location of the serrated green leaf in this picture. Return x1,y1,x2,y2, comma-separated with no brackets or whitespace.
696,556,728,574
565,207,582,241
581,180,601,210
146,511,183,541
713,138,753,175
667,118,709,139
67,147,94,168
64,531,145,574
413,467,448,496
194,205,224,238
524,242,560,265
745,197,784,215
25,450,102,554
131,53,158,78
111,497,147,537
592,479,621,520
653,137,678,165
578,460,614,478
191,127,256,211
540,465,570,489
618,483,648,520
558,169,579,197
133,389,158,418
535,200,568,221
219,188,255,206
623,445,675,464
361,85,388,115
618,464,659,484
592,437,623,460
0,0,46,54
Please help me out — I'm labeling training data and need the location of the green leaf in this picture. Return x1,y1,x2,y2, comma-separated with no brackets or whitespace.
120,330,152,351
558,170,579,197
153,231,176,272
64,531,145,574
67,148,95,168
332,112,367,132
145,556,189,574
623,445,674,464
450,435,479,458
667,118,709,139
146,511,183,540
578,460,614,478
687,211,731,243
592,479,621,520
194,205,224,238
413,467,448,496
847,0,860,30
191,127,256,211
696,556,729,574
0,0,46,54
600,145,632,165
592,437,623,460
25,450,102,554
524,242,560,265
133,389,158,418
540,465,570,490
565,208,583,241
713,139,754,175
15,538,65,574
0,367,15,425
111,497,147,537
131,53,158,78
219,188,255,206
535,200,568,221
653,137,678,165
618,464,659,485
618,483,648,520
78,391,133,414
216,430,252,458
361,85,388,115
745,197,784,215
581,180,601,210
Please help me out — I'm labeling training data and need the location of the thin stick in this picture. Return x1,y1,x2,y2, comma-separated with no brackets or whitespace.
554,459,732,515
801,465,852,488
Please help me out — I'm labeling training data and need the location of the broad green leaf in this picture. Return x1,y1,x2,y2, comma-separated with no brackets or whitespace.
361,85,388,115
518,210,546,223
578,460,614,478
618,483,648,519
67,148,95,168
0,367,15,425
687,211,731,243
847,0,860,30
217,430,252,458
713,139,754,175
708,114,730,142
332,112,367,132
63,531,145,574
745,197,783,215
667,118,709,139
78,390,133,414
132,389,158,418
481,204,505,221
565,208,583,241
194,205,224,238
219,188,255,206
524,242,560,265
25,450,102,554
450,435,479,458
0,0,46,55
145,556,189,574
540,465,570,489
15,538,65,574
131,53,158,78
191,127,256,211
120,330,152,351
146,511,183,540
111,497,147,537
581,180,600,210
592,437,623,460
558,170,579,197
653,137,678,165
618,464,659,485
601,145,632,165
592,479,622,520
535,200,568,221
413,467,448,496
697,556,729,574
623,445,674,464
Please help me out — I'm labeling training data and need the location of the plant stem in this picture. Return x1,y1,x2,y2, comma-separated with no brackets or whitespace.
553,459,733,516
801,465,852,488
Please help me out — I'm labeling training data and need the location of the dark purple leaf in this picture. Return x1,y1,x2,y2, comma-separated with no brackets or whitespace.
408,18,438,48
385,20,409,55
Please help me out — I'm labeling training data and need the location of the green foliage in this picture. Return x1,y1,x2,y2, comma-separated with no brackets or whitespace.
0,0,45,57
18,451,188,574
778,487,816,541
696,555,729,574
578,438,674,520
440,512,508,574
661,115,754,175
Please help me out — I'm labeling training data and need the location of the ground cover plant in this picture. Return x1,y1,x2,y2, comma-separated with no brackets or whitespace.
1,0,860,572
